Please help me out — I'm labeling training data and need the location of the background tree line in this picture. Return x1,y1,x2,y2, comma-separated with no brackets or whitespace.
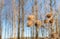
0,0,60,39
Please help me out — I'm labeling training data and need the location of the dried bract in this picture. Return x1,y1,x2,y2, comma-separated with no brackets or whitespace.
27,20,34,27
27,15,35,21
35,20,42,28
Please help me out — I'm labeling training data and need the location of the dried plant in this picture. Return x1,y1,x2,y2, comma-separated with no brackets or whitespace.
27,20,34,27
49,18,54,24
35,20,42,28
27,15,35,21
44,19,49,24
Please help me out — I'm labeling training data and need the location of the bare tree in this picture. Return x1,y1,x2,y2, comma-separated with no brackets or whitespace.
34,0,38,39
32,4,34,39
12,0,17,39
21,0,24,39
0,0,4,39
50,0,53,12
49,0,53,29
31,1,35,39
54,0,59,38
17,0,20,39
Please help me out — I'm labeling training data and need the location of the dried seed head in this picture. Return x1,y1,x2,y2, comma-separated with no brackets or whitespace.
49,18,54,24
27,15,35,21
46,13,52,18
27,20,34,27
51,32,58,38
44,19,49,24
35,20,41,28
51,34,55,38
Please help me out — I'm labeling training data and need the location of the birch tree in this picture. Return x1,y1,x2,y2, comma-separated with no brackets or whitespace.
21,0,24,39
30,0,35,39
12,0,17,39
34,0,39,39
17,0,20,39
0,0,4,39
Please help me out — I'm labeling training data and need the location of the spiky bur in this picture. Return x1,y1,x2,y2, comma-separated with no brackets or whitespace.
27,20,34,27
46,12,52,18
44,19,49,24
27,15,35,21
49,18,54,24
27,15,35,27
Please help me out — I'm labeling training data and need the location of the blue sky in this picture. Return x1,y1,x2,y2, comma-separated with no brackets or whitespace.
1,0,60,39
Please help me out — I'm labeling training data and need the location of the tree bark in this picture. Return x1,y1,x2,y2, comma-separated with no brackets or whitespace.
18,0,20,39
31,0,35,38
0,0,4,39
12,0,17,39
21,0,24,39
34,0,38,39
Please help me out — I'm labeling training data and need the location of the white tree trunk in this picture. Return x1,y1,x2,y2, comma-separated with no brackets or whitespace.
12,0,17,39
0,0,4,39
